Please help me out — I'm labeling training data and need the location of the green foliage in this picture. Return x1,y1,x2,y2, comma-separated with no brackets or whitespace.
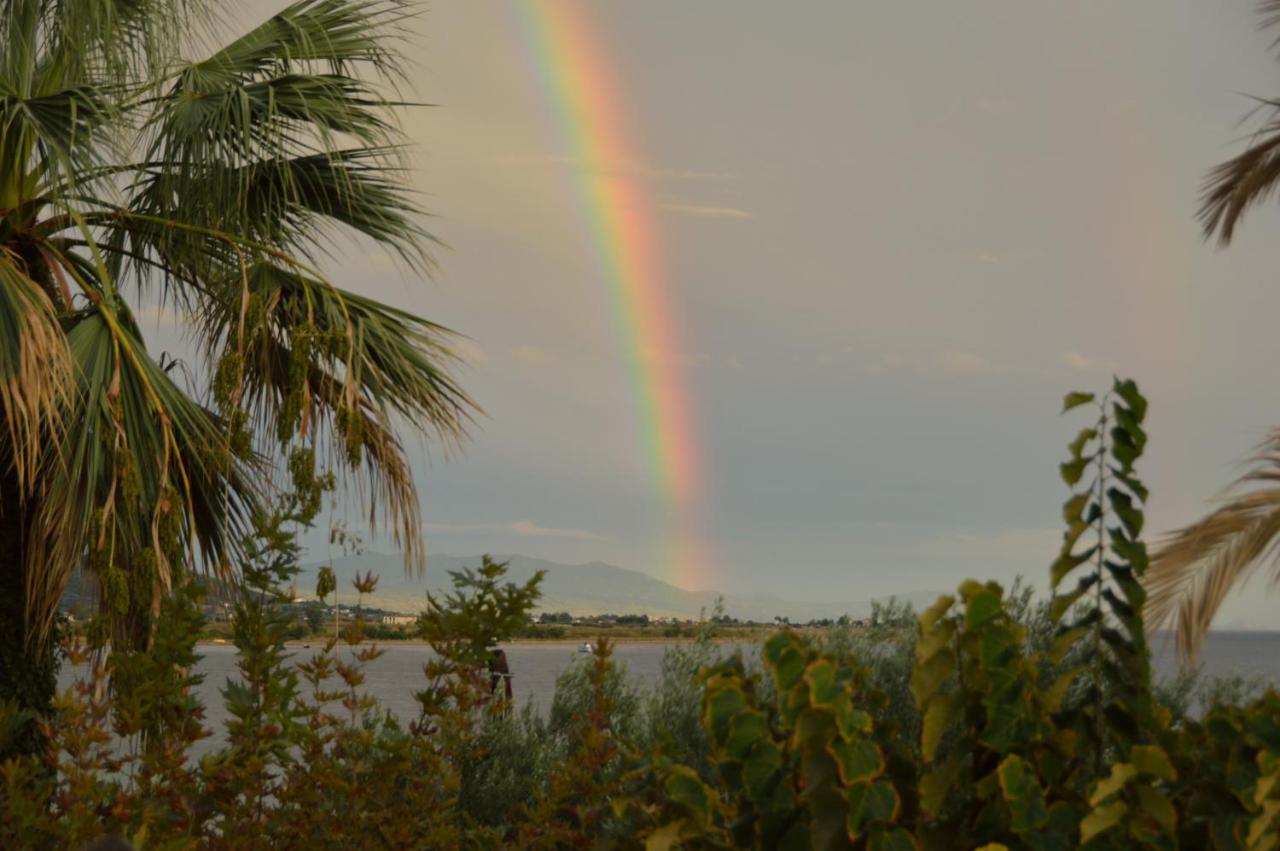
315,566,336,604
618,379,1279,850
416,555,544,725
639,630,911,849
1051,378,1154,775
0,0,475,739
518,639,639,848
8,378,1280,850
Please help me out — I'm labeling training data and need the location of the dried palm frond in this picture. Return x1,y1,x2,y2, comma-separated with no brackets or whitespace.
1200,1,1280,243
1145,430,1280,664
0,0,474,659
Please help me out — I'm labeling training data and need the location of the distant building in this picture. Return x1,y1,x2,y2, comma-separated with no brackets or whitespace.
380,614,417,626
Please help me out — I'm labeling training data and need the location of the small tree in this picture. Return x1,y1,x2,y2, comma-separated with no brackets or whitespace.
416,556,543,725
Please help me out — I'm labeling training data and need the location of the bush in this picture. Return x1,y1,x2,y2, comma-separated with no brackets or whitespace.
6,378,1280,848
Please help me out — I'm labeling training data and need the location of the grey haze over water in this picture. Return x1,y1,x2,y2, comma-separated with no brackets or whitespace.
61,633,1280,758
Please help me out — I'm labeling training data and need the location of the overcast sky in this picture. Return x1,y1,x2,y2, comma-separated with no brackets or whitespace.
232,1,1280,627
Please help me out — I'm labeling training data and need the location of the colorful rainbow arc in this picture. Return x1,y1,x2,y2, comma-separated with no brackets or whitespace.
510,1,713,589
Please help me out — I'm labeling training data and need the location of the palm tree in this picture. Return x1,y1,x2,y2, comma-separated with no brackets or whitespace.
0,0,474,744
1144,1,1280,662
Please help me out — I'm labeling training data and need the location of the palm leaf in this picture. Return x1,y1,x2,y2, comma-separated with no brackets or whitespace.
1199,1,1280,243
0,0,474,662
0,249,72,491
26,306,256,644
200,260,474,570
1145,430,1280,663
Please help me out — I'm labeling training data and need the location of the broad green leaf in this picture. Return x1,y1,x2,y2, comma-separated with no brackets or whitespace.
1111,426,1140,468
645,820,687,851
998,755,1049,833
870,829,920,851
1067,428,1098,461
1051,573,1098,621
1101,587,1136,620
919,755,963,817
1051,545,1098,587
1061,519,1090,556
836,701,873,740
1110,536,1149,573
911,646,956,706
763,632,808,692
777,823,809,851
831,736,885,785
916,616,957,662
918,595,956,632
781,679,810,726
1113,378,1147,421
1080,800,1128,844
965,586,1004,629
1130,745,1177,781
803,782,849,851
1089,762,1137,806
1136,784,1177,835
921,691,963,762
805,659,843,708
724,709,769,760
665,766,715,829
1062,391,1096,413
1044,667,1081,712
793,707,836,748
1246,797,1280,849
1059,457,1089,486
847,780,901,836
1107,487,1144,538
1062,492,1090,525
742,739,783,800
1113,405,1148,451
705,685,747,742
1109,465,1150,502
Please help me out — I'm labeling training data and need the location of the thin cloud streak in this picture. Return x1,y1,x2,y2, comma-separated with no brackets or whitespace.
493,152,738,182
1058,351,1109,371
425,520,602,541
658,203,754,219
939,350,992,375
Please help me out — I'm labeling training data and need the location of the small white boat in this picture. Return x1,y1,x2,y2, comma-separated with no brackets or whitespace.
578,641,594,654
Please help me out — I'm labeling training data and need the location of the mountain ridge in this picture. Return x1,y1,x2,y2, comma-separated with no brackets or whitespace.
296,551,945,623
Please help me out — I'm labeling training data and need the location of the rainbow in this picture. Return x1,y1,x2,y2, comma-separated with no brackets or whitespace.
509,1,713,589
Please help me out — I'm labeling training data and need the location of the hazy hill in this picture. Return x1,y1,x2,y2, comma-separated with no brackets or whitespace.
292,552,944,623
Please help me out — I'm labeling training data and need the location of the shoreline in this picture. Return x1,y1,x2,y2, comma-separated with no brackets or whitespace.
194,633,773,648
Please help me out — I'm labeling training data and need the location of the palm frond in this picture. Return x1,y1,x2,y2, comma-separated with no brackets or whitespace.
1197,113,1280,244
178,0,412,86
127,146,432,273
0,249,72,491
39,0,210,86
0,0,468,657
1199,2,1280,243
117,0,430,299
238,337,426,570
1145,430,1280,663
26,306,256,644
197,260,475,571
0,85,113,200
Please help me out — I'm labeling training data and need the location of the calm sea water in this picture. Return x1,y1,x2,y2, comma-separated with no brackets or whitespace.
57,632,1280,756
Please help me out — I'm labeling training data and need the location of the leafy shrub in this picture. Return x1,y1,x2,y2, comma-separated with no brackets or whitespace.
5,378,1280,849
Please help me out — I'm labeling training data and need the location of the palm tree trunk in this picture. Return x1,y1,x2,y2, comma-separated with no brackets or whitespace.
0,474,58,759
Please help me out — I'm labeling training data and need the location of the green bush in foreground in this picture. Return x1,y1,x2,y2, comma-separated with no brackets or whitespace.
3,378,1280,849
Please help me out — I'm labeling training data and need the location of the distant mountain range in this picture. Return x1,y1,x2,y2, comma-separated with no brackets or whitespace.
291,552,945,623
